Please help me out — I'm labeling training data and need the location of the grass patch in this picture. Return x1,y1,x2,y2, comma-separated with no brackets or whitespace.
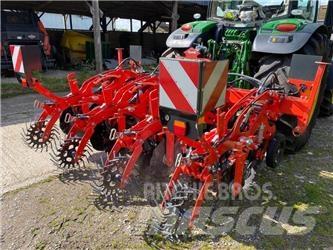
1,71,94,99
35,240,47,250
31,227,40,238
4,175,56,197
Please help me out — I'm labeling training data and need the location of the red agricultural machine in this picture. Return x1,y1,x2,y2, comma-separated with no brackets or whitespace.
87,52,329,237
12,45,330,237
11,0,333,240
153,54,329,237
12,45,150,164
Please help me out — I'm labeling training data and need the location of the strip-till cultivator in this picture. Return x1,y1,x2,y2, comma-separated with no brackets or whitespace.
12,33,330,239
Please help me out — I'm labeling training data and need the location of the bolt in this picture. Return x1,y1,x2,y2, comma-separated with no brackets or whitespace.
115,174,122,182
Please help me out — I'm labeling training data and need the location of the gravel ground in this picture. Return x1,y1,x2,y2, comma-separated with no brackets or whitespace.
0,93,69,194
1,92,67,127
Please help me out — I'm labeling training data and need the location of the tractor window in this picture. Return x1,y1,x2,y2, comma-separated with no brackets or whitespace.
210,0,285,19
293,0,317,21
317,2,329,22
211,0,242,18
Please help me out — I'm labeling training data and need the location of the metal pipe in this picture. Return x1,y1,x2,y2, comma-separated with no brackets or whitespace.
116,48,124,68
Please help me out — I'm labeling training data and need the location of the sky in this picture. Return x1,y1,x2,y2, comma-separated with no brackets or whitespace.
40,13,141,31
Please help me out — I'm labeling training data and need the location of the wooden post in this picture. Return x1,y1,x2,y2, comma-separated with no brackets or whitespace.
171,1,179,31
111,18,115,31
92,0,103,73
101,15,107,42
69,14,73,30
63,14,67,30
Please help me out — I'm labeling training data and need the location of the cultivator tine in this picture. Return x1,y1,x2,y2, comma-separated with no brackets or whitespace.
89,151,132,203
146,178,197,241
49,137,92,170
22,119,62,152
86,143,93,152
84,149,93,159
90,156,107,194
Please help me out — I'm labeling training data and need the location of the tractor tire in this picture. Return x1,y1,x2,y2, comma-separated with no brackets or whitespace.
255,32,330,153
320,62,333,116
321,89,333,116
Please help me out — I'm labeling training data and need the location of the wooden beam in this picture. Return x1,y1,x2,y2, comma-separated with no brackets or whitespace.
38,12,45,18
92,0,103,73
138,21,151,33
171,1,179,31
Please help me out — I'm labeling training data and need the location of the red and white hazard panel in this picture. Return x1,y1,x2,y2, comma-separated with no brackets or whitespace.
159,58,229,115
9,45,25,74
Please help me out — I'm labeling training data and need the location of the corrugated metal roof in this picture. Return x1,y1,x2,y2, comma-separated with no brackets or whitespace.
2,1,207,23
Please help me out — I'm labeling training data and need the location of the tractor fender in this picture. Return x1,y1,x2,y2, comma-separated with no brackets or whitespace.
252,23,328,55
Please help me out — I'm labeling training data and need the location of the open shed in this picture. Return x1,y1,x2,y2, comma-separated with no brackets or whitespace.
2,1,208,72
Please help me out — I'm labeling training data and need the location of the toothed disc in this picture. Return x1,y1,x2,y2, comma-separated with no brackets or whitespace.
24,121,59,150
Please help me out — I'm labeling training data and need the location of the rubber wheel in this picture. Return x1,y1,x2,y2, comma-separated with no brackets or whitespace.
266,133,286,168
90,121,115,152
255,32,330,153
59,107,76,134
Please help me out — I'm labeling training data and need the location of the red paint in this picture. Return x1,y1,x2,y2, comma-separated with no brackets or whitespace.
160,62,195,114
276,23,297,32
181,23,192,32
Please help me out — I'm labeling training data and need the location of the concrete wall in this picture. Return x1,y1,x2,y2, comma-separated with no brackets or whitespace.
104,31,168,57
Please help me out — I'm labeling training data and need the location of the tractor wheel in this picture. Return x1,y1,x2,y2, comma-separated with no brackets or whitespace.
321,89,333,116
320,62,333,116
266,133,286,168
255,32,330,153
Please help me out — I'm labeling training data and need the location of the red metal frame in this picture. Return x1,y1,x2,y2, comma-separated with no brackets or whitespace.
64,75,159,163
103,88,162,188
25,68,141,144
160,62,328,229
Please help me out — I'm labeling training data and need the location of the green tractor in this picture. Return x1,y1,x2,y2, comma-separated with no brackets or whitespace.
164,0,333,152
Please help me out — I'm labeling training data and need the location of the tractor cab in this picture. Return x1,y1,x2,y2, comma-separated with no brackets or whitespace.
208,0,320,24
